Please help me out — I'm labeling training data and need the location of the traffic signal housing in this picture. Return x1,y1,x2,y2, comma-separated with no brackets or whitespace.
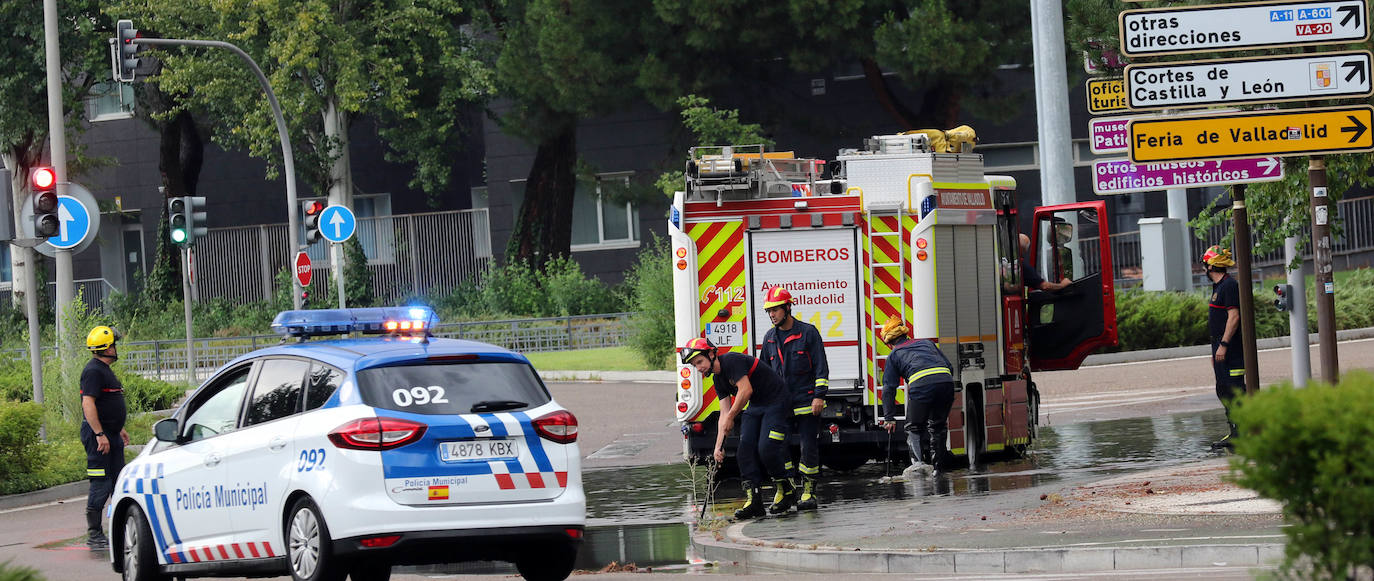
168,197,188,245
304,200,325,245
115,20,139,82
1274,283,1293,312
31,167,59,238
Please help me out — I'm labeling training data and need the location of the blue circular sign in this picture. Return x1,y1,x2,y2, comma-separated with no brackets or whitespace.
319,205,357,243
48,195,92,249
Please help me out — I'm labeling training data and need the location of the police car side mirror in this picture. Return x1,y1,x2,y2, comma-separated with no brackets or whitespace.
154,418,181,442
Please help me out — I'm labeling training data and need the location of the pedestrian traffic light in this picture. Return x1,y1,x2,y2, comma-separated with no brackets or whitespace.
31,167,59,238
168,197,188,245
304,200,325,245
115,20,139,82
1273,283,1293,312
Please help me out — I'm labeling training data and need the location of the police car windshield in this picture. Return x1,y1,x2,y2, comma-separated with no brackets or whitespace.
356,362,550,415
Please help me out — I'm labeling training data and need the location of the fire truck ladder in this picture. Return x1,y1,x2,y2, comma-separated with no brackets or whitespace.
865,202,908,391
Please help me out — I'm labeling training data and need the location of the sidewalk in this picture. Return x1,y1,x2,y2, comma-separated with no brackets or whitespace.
690,457,1286,575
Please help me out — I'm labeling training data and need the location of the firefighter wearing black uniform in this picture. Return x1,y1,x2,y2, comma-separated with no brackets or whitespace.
81,325,128,550
1203,246,1244,450
878,317,956,475
682,337,796,518
759,286,829,512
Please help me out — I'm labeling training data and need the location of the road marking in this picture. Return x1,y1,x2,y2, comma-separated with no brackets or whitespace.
1041,390,1212,412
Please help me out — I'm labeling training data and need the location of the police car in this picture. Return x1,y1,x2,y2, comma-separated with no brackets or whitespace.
110,307,585,581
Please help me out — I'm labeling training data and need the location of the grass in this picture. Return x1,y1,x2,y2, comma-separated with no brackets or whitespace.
522,346,671,372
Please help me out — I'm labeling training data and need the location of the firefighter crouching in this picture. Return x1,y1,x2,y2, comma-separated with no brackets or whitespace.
878,317,956,476
759,286,829,512
682,337,797,518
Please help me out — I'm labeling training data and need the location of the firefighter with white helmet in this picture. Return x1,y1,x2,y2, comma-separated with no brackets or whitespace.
759,285,829,511
682,337,796,518
878,317,956,476
81,325,127,549
1203,245,1243,450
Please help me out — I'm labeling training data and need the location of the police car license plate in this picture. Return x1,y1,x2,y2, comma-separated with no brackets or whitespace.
440,439,520,461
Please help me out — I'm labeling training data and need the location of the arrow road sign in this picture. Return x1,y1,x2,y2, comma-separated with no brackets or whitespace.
318,205,356,243
1120,0,1369,58
1093,157,1284,195
1128,105,1374,163
1087,78,1128,115
49,196,91,250
1126,51,1373,110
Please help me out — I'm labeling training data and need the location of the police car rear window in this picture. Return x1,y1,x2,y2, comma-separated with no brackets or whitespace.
356,362,551,415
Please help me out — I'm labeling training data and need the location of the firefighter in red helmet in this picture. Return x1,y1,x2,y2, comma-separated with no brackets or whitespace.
758,285,829,511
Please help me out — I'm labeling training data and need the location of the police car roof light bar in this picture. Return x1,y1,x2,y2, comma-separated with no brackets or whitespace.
271,306,439,339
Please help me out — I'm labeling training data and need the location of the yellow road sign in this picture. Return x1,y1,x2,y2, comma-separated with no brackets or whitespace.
1128,105,1373,163
1087,78,1128,115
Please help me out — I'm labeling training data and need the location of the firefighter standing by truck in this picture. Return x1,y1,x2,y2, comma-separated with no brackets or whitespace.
878,317,956,477
683,337,797,518
759,286,828,512
1203,245,1243,450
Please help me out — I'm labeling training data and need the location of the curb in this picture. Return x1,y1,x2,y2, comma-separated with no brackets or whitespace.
1068,326,1374,367
0,480,88,512
690,530,1284,575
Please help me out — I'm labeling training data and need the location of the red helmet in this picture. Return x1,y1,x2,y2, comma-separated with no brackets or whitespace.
1201,245,1235,268
681,337,717,364
763,286,793,309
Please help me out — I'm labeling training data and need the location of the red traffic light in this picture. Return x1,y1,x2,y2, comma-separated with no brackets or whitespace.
31,167,56,191
305,201,324,216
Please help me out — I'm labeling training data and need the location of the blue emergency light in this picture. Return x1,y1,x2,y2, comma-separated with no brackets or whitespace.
271,307,439,338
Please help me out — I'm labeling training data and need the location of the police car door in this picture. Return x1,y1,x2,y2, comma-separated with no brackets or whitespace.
155,363,253,564
218,357,310,558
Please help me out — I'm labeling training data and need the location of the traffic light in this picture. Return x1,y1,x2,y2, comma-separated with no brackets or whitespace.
1274,283,1293,312
303,200,325,245
31,167,59,238
185,196,207,245
115,20,139,82
168,197,188,245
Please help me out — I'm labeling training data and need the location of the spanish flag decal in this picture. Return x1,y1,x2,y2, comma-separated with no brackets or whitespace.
427,485,449,501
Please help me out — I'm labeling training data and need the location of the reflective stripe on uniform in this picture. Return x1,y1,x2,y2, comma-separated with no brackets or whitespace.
794,406,813,415
815,379,829,387
87,468,106,477
768,430,786,441
799,463,819,475
784,461,795,470
1229,369,1244,377
908,367,952,383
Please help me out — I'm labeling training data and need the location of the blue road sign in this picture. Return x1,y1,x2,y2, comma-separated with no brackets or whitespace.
320,205,357,243
49,195,92,249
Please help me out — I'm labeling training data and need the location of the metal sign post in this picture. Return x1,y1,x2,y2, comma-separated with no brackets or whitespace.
1310,159,1339,381
1232,184,1261,394
181,246,196,386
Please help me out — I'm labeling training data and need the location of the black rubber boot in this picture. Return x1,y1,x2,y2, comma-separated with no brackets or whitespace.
1211,422,1238,450
767,478,796,515
86,508,108,550
734,485,766,520
796,477,818,511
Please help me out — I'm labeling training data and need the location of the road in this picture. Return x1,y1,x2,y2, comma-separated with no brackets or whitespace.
5,339,1369,580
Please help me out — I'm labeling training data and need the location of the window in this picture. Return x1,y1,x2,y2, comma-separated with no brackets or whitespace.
86,81,135,121
356,362,550,415
572,173,639,251
1,244,10,286
183,366,251,441
243,359,308,426
306,363,343,411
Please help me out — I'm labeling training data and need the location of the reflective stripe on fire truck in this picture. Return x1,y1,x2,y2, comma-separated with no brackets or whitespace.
687,220,746,423
863,213,915,408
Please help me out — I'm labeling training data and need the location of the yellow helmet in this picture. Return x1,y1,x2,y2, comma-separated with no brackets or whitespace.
1201,245,1235,268
86,326,122,352
880,317,909,344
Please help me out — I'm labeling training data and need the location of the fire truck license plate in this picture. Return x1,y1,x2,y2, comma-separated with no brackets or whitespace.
705,322,742,347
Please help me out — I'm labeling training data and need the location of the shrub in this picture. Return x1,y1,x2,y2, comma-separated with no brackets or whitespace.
0,561,46,581
1230,373,1374,580
0,402,47,487
543,257,625,316
624,236,675,368
118,369,185,412
1112,288,1209,351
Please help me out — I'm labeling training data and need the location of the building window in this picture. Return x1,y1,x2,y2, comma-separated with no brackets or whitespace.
86,81,135,121
0,244,10,286
572,173,639,251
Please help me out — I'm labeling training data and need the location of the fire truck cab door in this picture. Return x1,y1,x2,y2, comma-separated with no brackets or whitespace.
1026,201,1118,371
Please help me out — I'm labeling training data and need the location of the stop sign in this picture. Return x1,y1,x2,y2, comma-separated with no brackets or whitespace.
295,251,312,287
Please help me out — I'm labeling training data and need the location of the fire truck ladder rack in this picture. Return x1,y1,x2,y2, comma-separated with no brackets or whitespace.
865,200,908,384
685,145,822,202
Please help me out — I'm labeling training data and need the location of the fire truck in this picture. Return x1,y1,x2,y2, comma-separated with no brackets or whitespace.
669,133,1118,470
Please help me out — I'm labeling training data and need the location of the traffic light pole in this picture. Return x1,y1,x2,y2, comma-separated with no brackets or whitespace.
134,37,304,309
181,246,196,385
42,0,74,340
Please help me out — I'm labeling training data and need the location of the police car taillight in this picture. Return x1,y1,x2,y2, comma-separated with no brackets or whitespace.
532,410,578,444
328,417,428,450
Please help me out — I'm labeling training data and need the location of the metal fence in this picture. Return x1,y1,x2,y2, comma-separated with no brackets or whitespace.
193,208,493,306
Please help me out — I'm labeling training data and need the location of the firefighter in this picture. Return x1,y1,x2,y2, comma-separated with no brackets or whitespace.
1019,234,1069,292
682,337,796,518
1203,245,1243,450
878,317,956,476
759,286,829,512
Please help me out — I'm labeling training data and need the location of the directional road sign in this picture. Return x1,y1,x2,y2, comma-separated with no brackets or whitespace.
19,181,100,256
1087,78,1128,115
1128,105,1374,163
1119,0,1369,57
1091,117,1135,154
1093,157,1284,195
295,251,313,287
1126,51,1373,110
319,204,356,243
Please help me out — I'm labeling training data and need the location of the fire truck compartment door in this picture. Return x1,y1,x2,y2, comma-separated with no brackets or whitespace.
747,228,863,387
1027,201,1118,371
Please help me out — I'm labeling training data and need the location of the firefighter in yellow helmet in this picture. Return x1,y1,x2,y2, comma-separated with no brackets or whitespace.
878,317,956,477
758,286,829,512
81,326,127,549
1203,245,1242,450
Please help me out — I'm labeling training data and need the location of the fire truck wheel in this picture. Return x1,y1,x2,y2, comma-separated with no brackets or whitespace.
966,390,984,468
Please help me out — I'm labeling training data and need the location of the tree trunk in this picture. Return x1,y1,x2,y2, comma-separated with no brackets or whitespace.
862,59,964,130
508,121,577,272
148,110,204,303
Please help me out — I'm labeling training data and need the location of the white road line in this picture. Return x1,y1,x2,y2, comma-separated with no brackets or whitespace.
1045,385,1213,402
1041,393,1206,412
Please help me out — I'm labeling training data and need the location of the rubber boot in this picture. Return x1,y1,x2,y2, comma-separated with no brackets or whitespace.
767,478,796,515
733,485,766,520
1211,422,1238,450
86,508,108,550
796,477,818,511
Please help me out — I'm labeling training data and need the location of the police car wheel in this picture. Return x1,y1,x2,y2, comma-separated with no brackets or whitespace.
122,504,166,581
286,498,345,581
514,541,577,581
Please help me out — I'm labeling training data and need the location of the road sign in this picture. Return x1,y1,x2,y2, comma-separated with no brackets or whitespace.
1093,157,1284,195
319,205,357,243
1119,0,1369,58
47,197,90,249
1128,105,1374,163
1125,51,1373,110
295,251,312,287
1087,78,1128,115
1091,117,1134,154
18,181,100,256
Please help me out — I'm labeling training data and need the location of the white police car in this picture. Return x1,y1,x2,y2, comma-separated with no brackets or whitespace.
110,307,585,581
